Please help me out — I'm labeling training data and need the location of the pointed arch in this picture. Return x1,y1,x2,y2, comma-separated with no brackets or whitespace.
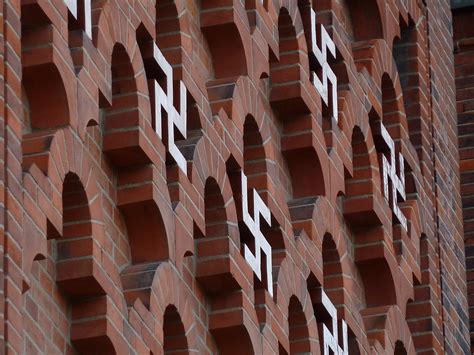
23,155,122,354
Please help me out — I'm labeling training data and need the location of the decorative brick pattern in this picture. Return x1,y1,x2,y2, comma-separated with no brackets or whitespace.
0,0,469,354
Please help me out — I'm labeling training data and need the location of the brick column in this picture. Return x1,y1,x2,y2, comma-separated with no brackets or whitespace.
3,0,24,353
453,4,474,352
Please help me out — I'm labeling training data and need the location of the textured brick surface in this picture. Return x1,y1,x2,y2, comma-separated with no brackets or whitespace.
0,0,469,354
454,5,474,354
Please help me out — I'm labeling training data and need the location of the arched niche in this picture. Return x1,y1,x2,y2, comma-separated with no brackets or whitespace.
57,173,99,295
405,255,430,353
156,0,186,69
346,0,384,42
343,126,382,228
393,16,427,157
163,305,189,354
394,340,408,355
270,7,309,115
357,258,397,308
283,135,327,241
381,73,408,133
286,296,312,355
22,64,70,131
322,234,344,307
56,173,113,353
21,0,76,138
119,199,169,309
195,177,241,293
200,0,249,79
101,42,146,166
286,148,325,199
204,177,229,242
107,43,139,122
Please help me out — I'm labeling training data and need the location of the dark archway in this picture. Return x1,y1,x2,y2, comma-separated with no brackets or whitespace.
393,17,424,153
288,296,312,355
56,173,113,353
119,197,169,309
346,0,384,42
343,126,380,228
163,305,189,354
322,234,344,307
394,340,408,355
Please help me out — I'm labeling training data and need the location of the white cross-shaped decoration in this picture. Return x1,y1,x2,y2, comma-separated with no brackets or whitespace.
64,0,92,39
322,290,348,355
151,43,188,175
380,124,407,231
241,171,273,296
308,9,338,123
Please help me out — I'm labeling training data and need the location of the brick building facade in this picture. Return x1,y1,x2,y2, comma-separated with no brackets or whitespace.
454,2,474,353
0,0,471,353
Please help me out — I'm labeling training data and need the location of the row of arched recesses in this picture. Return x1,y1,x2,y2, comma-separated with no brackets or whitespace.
266,6,362,353
25,170,189,354
240,115,286,299
20,1,425,354
343,122,401,310
23,172,112,353
98,0,199,311
268,7,329,241
371,71,420,259
20,0,196,353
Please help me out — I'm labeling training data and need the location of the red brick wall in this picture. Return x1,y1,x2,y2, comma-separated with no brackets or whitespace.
0,0,469,353
454,4,474,353
430,1,471,353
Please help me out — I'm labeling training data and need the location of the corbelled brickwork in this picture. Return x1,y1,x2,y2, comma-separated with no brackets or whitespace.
0,0,470,354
